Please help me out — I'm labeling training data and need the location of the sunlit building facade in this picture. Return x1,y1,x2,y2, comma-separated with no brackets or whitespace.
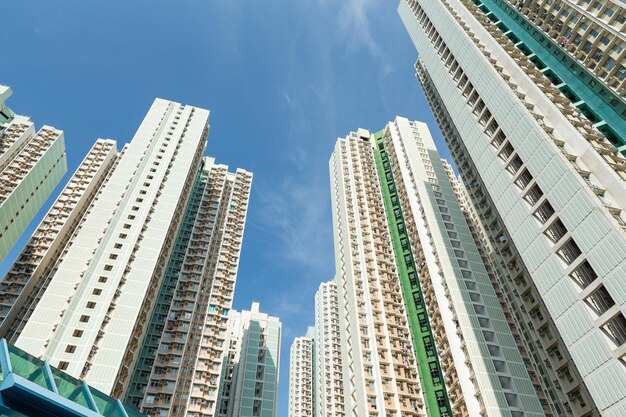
0,139,118,340
330,127,427,417
215,302,281,417
399,1,626,415
132,157,252,417
0,85,67,263
289,328,314,417
327,117,547,417
314,281,344,417
3,98,209,398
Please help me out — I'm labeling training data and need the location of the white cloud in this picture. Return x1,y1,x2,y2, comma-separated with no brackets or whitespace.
255,174,333,276
337,0,381,55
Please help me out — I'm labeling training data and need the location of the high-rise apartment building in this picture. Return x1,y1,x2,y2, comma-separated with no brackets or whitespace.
0,98,209,397
377,117,547,417
330,126,427,417
128,156,252,417
216,302,281,417
0,85,67,263
487,0,626,152
289,328,314,417
314,281,344,417
399,1,626,415
328,117,549,417
0,139,118,339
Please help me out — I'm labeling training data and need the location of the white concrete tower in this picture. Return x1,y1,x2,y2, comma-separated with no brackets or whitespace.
314,281,344,417
329,129,425,417
399,0,626,415
14,98,209,395
289,332,314,417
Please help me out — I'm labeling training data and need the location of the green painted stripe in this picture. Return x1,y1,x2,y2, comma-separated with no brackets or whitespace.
373,131,452,417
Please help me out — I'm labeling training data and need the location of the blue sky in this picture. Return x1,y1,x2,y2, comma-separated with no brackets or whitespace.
1,1,452,415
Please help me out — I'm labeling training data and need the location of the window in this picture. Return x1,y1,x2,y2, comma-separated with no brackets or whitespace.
556,238,582,264
86,301,96,309
602,314,626,347
58,362,69,371
524,184,544,206
114,243,123,249
98,276,108,283
544,218,567,243
79,315,90,323
103,265,113,271
119,233,127,239
65,345,76,353
603,58,616,71
585,285,615,316
93,288,102,295
533,200,555,223
109,254,118,260
570,260,597,289
72,330,83,337
514,168,533,189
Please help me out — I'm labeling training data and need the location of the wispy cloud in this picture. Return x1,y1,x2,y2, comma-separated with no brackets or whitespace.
255,175,332,275
337,0,381,55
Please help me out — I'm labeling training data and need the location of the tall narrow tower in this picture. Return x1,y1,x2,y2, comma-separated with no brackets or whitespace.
130,157,252,417
0,85,67,263
330,128,426,417
398,1,626,415
314,281,344,417
8,98,209,396
398,0,626,416
289,329,315,417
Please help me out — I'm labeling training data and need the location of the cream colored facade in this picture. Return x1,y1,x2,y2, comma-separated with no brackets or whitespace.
330,130,425,417
314,281,344,417
512,0,625,97
289,332,314,417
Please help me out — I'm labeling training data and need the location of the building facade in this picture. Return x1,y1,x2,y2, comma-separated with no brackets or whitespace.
326,117,550,417
314,281,344,417
330,127,427,417
399,1,626,415
0,98,209,397
130,157,252,417
0,85,67,263
217,302,281,417
0,139,118,340
289,329,314,417
377,117,547,417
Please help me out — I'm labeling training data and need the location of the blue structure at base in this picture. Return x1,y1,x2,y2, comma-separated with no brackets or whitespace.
0,339,144,417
